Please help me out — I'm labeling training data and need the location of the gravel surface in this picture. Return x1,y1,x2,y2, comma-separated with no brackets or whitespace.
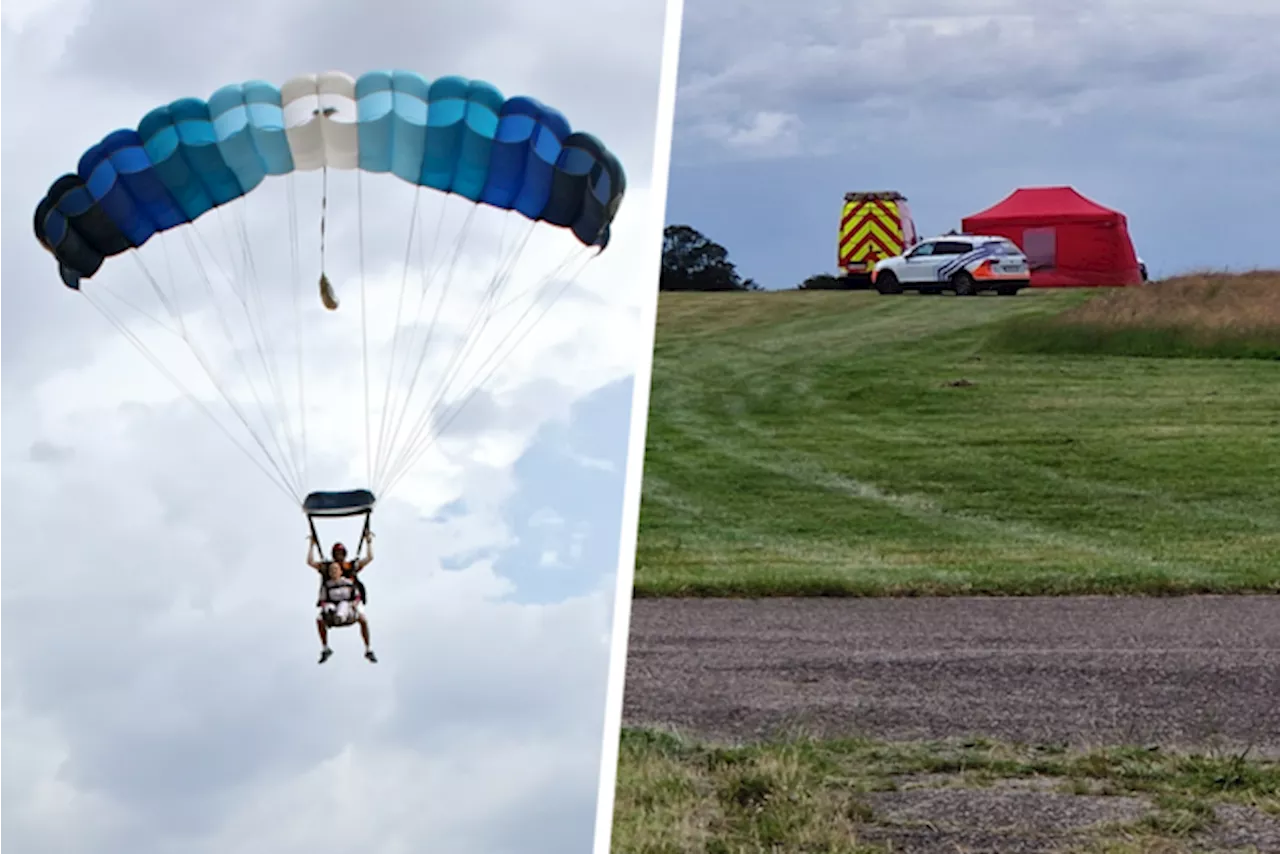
858,787,1150,854
622,595,1280,751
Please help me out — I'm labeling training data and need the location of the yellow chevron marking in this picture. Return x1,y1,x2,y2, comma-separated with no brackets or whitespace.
841,203,902,243
840,218,899,260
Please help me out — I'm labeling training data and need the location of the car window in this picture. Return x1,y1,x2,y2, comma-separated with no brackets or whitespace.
933,240,974,255
906,242,936,258
995,239,1022,255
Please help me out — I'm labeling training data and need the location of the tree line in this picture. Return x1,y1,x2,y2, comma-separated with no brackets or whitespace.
660,224,848,291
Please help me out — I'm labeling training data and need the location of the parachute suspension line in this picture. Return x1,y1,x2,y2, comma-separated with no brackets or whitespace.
95,287,183,337
380,184,450,492
371,200,481,492
102,180,304,500
117,253,303,501
179,220,295,481
379,212,535,483
488,235,580,317
371,186,430,481
227,198,306,490
155,232,187,319
428,242,585,439
394,236,586,473
147,238,305,499
192,207,250,305
378,217,545,491
357,170,372,490
287,174,310,494
367,195,454,491
231,199,300,470
369,185,424,489
376,228,520,490
385,247,598,497
180,221,306,495
100,236,185,336
82,292,298,504
369,200,450,490
166,231,305,496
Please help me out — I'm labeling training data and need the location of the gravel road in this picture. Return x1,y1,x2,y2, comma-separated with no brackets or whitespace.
622,595,1280,750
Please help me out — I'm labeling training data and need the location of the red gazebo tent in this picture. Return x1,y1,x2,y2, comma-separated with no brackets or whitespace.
961,186,1142,287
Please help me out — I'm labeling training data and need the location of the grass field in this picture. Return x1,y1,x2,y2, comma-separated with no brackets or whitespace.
633,274,1280,597
612,727,1280,854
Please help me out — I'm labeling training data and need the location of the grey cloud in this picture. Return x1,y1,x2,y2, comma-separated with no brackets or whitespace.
474,773,601,854
29,440,76,463
673,0,1280,162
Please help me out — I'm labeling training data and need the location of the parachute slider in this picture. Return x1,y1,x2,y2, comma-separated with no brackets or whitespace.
319,272,339,310
303,489,377,518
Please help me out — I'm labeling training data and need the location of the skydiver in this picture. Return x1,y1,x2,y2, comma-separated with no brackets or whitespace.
328,537,371,605
307,531,376,664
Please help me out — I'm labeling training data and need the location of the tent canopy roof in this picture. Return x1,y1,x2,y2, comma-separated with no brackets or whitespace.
964,186,1124,225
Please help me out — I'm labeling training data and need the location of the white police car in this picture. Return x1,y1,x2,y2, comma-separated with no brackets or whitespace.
871,234,1031,296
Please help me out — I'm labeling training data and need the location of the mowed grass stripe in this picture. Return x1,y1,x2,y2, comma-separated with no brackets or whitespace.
635,286,1280,597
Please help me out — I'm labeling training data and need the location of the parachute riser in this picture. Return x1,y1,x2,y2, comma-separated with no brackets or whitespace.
307,509,373,561
303,488,377,561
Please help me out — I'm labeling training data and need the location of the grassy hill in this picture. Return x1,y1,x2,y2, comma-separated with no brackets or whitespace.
633,274,1280,597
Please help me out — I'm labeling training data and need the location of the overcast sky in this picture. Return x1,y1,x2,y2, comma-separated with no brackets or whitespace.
666,0,1280,289
1,1,669,852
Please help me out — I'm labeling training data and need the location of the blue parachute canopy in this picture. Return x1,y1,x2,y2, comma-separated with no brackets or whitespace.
34,69,626,289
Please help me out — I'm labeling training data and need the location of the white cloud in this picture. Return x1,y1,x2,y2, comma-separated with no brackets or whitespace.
697,110,803,158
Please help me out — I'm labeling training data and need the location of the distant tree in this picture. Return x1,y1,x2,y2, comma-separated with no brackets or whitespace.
797,273,846,290
660,224,754,291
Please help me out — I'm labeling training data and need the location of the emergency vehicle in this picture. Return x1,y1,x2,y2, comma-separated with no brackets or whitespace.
837,191,918,287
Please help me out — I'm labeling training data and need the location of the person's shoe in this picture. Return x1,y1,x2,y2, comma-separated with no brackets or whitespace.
364,649,378,663
319,647,333,664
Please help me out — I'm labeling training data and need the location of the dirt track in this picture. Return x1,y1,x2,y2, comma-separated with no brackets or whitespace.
622,595,1280,750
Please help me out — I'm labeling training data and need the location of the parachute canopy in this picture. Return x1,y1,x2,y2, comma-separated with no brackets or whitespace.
34,69,625,290
29,68,628,511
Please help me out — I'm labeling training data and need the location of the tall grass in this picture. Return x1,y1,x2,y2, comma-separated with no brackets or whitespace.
988,271,1280,360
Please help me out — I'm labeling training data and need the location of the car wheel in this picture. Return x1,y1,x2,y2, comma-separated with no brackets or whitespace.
875,272,902,295
952,272,977,296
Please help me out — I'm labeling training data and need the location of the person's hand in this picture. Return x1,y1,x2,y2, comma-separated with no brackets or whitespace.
364,530,374,542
